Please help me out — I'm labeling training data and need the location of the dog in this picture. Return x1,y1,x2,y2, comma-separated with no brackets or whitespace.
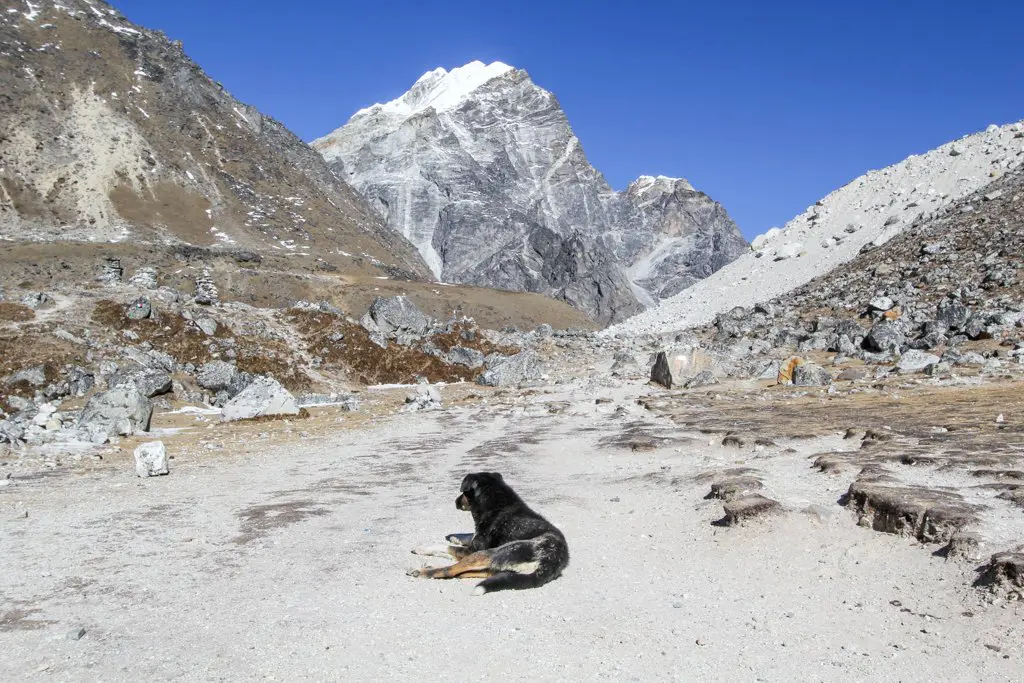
407,472,569,595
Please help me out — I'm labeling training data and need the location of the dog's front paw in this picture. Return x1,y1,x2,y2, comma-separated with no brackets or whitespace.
406,567,424,578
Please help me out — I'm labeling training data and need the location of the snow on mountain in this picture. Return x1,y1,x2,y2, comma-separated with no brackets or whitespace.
352,61,513,120
313,62,746,325
606,119,1024,337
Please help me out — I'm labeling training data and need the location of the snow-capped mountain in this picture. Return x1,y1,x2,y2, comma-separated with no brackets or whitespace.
313,61,746,325
606,119,1024,337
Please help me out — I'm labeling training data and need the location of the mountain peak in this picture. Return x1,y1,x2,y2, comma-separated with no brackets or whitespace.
351,60,514,122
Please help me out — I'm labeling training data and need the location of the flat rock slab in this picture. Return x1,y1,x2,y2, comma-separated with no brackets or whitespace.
976,551,1024,590
721,494,782,526
707,476,764,501
845,479,981,544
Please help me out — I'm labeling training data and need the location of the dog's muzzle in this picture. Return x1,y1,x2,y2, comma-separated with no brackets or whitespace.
456,493,471,511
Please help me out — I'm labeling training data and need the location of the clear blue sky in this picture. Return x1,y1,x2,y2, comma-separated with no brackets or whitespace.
111,0,1024,240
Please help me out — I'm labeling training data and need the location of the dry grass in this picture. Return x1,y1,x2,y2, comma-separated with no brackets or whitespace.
289,310,518,385
0,303,35,323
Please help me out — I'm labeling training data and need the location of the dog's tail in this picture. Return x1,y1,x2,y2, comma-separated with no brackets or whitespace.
473,571,547,595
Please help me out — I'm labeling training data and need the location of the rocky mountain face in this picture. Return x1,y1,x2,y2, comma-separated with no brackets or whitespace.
609,119,1024,338
312,61,747,325
0,0,433,301
707,167,1024,366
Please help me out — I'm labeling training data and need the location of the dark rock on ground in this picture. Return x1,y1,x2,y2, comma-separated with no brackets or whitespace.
720,494,782,526
844,479,980,544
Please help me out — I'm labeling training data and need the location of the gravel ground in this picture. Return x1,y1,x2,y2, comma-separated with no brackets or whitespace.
1,383,1022,681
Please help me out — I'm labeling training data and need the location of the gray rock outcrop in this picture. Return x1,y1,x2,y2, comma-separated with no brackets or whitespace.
359,295,432,343
197,361,237,392
477,350,544,387
77,385,153,443
221,376,299,421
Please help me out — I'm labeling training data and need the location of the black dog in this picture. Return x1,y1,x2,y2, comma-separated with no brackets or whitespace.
408,472,569,595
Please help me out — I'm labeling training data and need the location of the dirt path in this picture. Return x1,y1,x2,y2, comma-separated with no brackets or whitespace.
2,383,1022,681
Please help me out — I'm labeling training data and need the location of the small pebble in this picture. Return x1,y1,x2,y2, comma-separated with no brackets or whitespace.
66,627,86,641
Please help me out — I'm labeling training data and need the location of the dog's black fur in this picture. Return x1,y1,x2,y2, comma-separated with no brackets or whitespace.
411,472,569,594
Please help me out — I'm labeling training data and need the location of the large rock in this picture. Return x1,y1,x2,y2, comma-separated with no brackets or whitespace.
197,361,237,391
936,298,970,330
134,441,169,477
792,362,832,386
108,367,172,398
360,296,431,342
896,350,941,374
77,386,153,443
221,377,299,421
5,365,47,387
446,346,485,369
125,297,151,320
650,347,714,389
862,319,905,353
402,383,442,412
477,350,544,387
0,419,25,444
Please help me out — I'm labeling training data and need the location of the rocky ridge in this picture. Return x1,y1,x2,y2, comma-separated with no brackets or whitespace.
313,61,747,324
609,119,1024,337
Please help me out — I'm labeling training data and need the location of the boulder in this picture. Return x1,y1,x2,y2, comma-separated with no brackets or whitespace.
0,419,25,444
5,365,47,387
6,395,35,412
684,370,718,389
535,323,554,338
862,319,905,353
896,350,941,374
446,346,485,369
221,376,299,421
792,362,832,386
650,346,715,389
109,367,172,398
477,350,544,387
868,296,895,313
402,383,442,412
936,298,970,330
77,385,153,443
360,296,431,342
134,441,169,477
195,317,218,336
197,361,237,391
125,297,152,321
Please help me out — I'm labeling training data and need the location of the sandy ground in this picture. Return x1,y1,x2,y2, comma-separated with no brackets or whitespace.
2,382,1022,681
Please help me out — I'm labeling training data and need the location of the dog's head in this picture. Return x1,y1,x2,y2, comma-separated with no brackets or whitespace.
456,472,505,511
